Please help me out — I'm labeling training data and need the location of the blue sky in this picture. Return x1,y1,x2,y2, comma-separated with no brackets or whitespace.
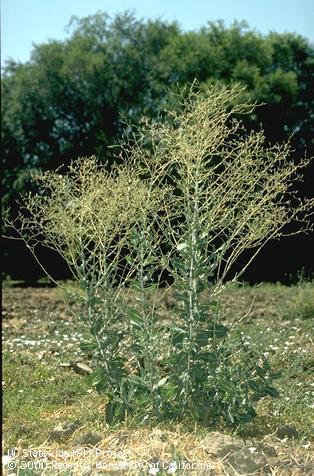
2,0,314,65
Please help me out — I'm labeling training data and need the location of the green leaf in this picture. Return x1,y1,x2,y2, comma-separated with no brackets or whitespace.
248,379,259,391
255,365,266,378
86,367,110,393
263,385,279,398
128,374,149,390
130,281,142,292
91,316,103,335
171,326,187,346
172,258,187,275
96,379,109,393
239,407,256,422
127,308,144,329
127,308,143,321
109,356,126,380
195,330,210,346
80,341,98,352
86,367,104,385
105,400,125,424
125,254,134,265
143,257,156,266
208,323,228,338
196,281,207,293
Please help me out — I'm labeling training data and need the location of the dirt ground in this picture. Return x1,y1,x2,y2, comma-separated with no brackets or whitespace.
2,285,313,475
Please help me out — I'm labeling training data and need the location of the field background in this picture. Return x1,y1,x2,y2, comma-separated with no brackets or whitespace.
3,282,313,475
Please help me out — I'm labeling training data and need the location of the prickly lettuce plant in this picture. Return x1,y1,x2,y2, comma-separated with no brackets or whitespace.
6,157,166,422
126,82,313,424
6,83,313,427
204,334,280,425
102,180,171,423
124,210,168,421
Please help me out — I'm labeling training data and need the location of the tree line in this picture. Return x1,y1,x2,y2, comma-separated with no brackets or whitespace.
2,11,313,282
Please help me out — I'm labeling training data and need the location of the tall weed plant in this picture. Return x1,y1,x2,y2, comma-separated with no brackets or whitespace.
7,83,313,426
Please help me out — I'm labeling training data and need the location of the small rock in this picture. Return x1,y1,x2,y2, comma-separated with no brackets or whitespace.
276,424,298,439
202,432,245,458
59,362,71,369
49,425,66,442
49,420,81,442
226,447,268,475
257,443,277,457
75,432,102,446
70,362,93,375
63,420,81,435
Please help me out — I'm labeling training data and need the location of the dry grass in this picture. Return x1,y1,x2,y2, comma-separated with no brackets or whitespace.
4,426,312,475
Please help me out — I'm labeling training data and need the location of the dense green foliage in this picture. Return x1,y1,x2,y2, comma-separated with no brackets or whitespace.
2,12,313,283
2,11,314,210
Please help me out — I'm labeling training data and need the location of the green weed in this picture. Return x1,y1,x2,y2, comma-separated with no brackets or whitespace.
5,83,313,427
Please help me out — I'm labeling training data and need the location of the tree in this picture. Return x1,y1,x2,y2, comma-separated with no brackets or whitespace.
2,12,313,280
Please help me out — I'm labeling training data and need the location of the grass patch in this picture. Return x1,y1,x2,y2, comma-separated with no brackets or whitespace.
280,279,314,320
3,349,108,449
